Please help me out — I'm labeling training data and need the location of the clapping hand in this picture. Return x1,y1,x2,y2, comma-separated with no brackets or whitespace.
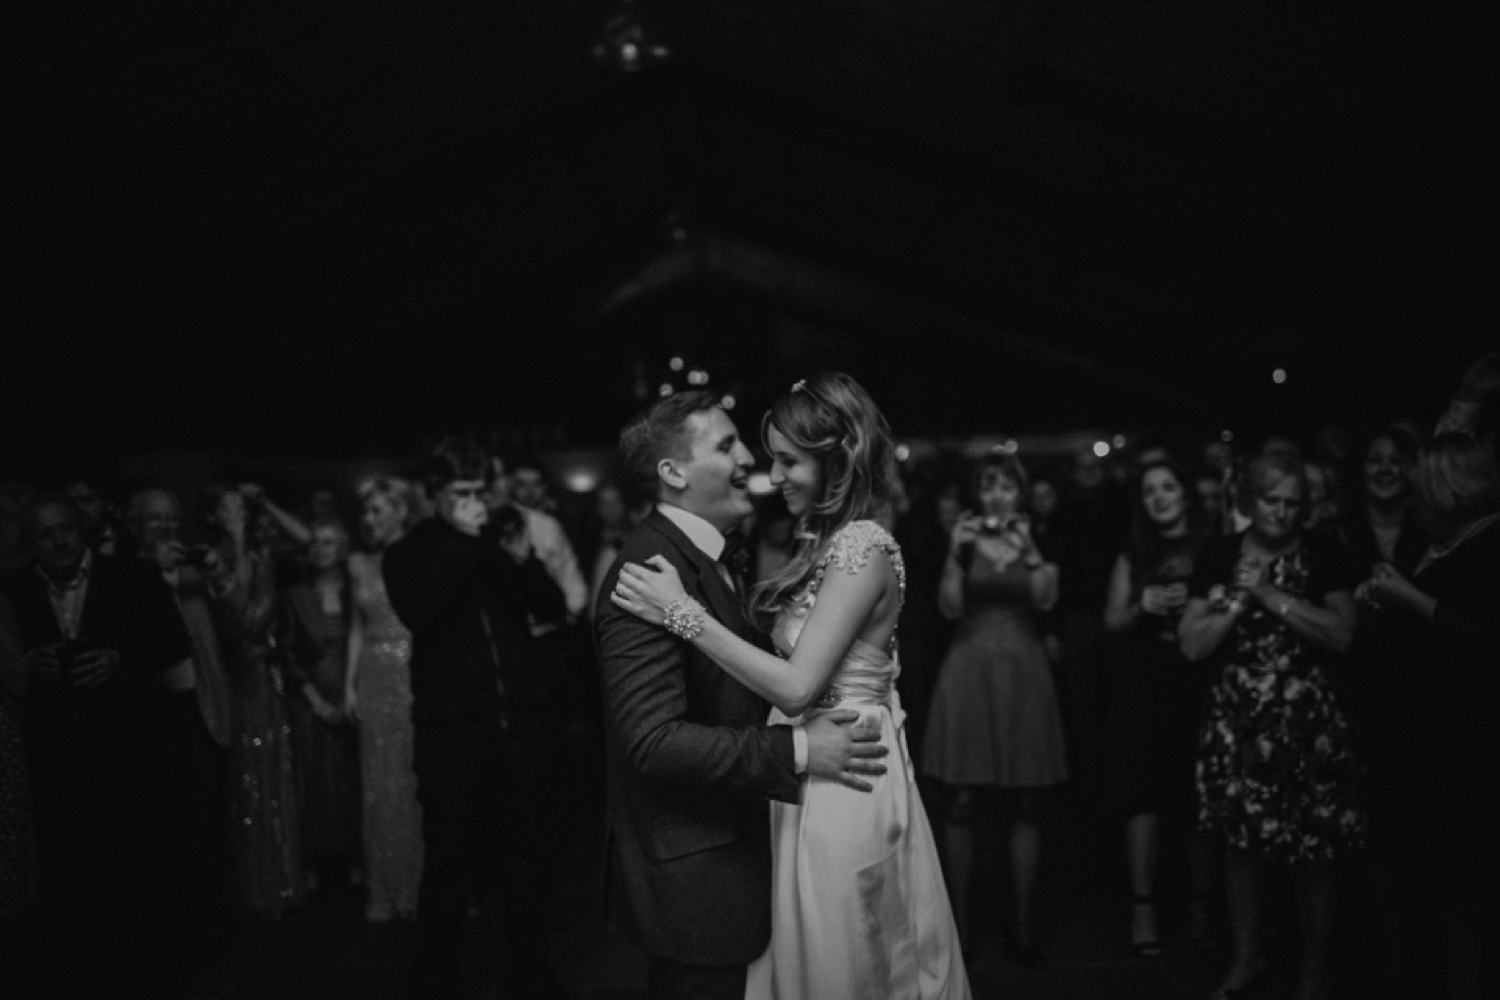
1140,583,1187,615
69,648,123,690
612,555,688,625
1366,562,1426,616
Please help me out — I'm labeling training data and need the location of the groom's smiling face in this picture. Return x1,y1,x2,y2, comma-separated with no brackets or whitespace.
670,407,755,532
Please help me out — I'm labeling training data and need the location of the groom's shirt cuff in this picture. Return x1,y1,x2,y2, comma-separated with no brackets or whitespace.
793,727,808,773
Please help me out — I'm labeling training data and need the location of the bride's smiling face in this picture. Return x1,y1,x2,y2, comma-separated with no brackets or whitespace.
767,424,821,518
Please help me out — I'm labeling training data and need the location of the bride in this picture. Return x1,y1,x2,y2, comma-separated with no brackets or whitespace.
613,373,971,999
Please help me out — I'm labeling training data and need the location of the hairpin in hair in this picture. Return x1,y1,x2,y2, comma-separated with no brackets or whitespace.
791,379,808,393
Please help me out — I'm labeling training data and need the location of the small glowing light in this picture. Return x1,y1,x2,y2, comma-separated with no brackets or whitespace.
1093,441,1111,458
894,444,911,462
1272,368,1287,384
564,470,600,493
1220,430,1234,443
671,227,687,242
747,472,775,496
1112,434,1126,449
669,357,684,372
720,395,736,410
658,383,674,397
1002,439,1018,454
687,369,708,386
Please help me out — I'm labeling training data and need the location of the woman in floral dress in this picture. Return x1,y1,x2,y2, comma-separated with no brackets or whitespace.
1180,454,1362,1000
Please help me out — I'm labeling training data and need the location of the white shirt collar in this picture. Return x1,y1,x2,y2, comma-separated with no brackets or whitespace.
656,503,726,561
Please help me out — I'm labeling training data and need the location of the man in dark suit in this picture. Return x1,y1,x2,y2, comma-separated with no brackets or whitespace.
2,492,193,995
382,436,569,999
594,391,886,1000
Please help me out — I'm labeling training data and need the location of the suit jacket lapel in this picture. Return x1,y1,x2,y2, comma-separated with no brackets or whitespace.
642,510,749,639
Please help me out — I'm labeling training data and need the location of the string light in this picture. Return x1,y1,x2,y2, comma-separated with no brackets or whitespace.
1272,368,1287,384
720,395,736,410
658,383,674,397
1093,441,1111,458
669,357,684,372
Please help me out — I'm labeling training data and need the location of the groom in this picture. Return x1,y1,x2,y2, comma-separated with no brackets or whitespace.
595,390,887,1000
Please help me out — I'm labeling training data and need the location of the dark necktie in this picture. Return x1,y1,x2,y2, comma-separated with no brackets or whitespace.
719,531,750,593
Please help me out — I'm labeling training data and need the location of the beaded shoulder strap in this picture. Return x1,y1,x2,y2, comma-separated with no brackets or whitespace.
808,520,906,596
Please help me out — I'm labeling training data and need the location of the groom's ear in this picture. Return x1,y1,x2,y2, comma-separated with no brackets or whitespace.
657,457,687,492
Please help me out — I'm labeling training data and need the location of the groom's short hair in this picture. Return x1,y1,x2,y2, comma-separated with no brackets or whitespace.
619,390,720,500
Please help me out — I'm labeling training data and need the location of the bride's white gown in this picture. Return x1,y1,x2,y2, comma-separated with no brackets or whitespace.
747,521,971,1000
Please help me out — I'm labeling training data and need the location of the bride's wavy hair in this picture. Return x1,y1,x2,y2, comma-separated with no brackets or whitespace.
750,372,898,622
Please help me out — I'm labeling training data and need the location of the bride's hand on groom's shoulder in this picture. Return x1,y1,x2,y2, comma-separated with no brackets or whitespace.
611,555,687,624
804,710,888,793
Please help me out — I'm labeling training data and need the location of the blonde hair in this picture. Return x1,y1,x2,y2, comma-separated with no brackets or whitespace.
1413,433,1500,529
358,476,411,526
751,372,897,621
1237,453,1306,518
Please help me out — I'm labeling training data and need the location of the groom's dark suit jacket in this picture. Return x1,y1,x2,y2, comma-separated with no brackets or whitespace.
594,508,799,967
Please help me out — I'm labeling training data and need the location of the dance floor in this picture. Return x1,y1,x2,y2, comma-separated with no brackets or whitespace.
177,770,1453,1000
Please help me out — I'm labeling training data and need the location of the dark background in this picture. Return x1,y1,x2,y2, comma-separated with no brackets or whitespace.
9,1,1496,461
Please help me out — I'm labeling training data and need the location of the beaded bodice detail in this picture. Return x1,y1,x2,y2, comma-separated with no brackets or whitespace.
771,520,905,713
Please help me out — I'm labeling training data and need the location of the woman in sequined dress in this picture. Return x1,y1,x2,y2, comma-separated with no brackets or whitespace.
208,487,306,919
1179,455,1362,1000
343,478,423,921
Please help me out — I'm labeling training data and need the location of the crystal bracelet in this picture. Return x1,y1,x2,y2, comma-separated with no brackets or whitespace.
662,597,707,641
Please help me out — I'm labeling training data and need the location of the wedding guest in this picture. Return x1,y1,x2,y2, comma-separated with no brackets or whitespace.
281,519,362,894
584,480,643,619
207,486,305,919
1179,454,1363,1000
384,436,565,998
502,457,590,622
749,496,795,584
1101,460,1216,957
1301,456,1347,543
1194,469,1228,536
1048,447,1128,777
344,478,423,922
127,487,235,937
1340,427,1431,967
0,483,34,571
1363,434,1500,1000
3,494,192,992
65,475,123,556
923,453,1064,967
0,591,38,925
1435,350,1500,451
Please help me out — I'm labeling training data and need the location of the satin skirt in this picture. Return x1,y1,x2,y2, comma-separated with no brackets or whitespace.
749,696,971,1000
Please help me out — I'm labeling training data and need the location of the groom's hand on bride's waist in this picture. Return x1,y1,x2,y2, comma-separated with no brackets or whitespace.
803,710,888,793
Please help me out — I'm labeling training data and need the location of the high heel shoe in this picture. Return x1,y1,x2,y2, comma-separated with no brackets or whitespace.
1208,960,1267,1000
1003,926,1048,971
1130,894,1163,960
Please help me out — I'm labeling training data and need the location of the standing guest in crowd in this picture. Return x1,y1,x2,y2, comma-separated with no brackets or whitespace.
65,475,124,556
1362,434,1500,1000
0,591,38,927
127,487,235,941
1027,474,1060,545
1435,350,1500,450
1194,468,1228,536
1102,459,1216,957
500,455,590,622
923,453,1065,967
344,478,423,923
383,436,566,998
1179,454,1363,1000
207,486,306,919
1340,427,1431,974
1301,457,1346,543
584,480,641,620
0,483,35,571
281,519,362,896
1048,447,1128,777
3,494,193,993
